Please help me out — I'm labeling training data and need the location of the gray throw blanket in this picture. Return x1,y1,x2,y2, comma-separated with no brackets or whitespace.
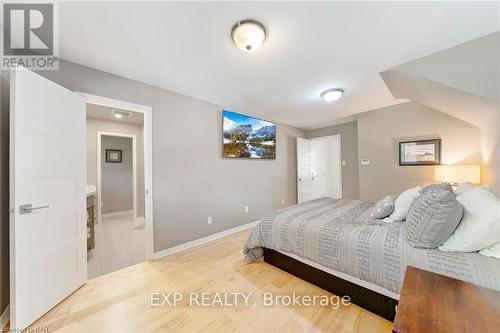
244,198,500,295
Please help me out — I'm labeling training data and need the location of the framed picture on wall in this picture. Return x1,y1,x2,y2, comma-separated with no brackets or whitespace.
105,149,122,163
399,139,441,166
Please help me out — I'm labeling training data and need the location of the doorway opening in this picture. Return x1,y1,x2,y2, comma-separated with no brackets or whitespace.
82,94,153,279
297,135,342,203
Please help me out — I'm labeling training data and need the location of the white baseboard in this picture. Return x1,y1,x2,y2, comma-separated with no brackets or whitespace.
101,210,133,218
152,220,259,260
0,305,9,331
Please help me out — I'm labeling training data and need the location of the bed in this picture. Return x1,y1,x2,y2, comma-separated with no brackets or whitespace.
244,198,500,320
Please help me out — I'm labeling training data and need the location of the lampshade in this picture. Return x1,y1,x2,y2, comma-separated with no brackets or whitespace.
434,165,481,184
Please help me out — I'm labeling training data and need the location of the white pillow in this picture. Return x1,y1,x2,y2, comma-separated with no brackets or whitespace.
479,242,500,260
482,186,500,198
439,188,500,252
388,186,421,221
454,182,474,196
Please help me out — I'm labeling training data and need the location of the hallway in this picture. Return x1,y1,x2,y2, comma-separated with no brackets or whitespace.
87,212,145,279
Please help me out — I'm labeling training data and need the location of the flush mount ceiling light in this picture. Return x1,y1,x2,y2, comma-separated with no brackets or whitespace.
321,88,344,102
112,110,132,119
231,19,266,52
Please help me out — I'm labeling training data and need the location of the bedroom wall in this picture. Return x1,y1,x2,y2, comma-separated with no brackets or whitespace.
480,122,500,188
36,60,306,252
307,121,359,199
381,32,500,189
86,117,145,217
357,102,482,201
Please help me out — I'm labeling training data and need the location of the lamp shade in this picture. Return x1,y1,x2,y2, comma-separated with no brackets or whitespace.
434,165,481,184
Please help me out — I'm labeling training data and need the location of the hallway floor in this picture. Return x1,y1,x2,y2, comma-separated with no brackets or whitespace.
87,212,145,279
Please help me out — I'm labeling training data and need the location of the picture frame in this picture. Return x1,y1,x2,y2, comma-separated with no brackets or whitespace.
399,139,441,166
105,149,122,163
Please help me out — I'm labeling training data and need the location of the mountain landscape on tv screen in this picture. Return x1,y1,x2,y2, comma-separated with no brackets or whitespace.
223,111,276,159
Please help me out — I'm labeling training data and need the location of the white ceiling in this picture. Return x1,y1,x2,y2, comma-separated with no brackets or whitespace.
86,103,144,125
60,2,500,130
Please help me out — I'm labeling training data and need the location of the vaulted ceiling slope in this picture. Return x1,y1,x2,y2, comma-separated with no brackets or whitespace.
59,2,500,129
380,32,500,186
381,32,499,131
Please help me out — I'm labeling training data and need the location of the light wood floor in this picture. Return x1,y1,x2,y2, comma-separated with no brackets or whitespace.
88,212,146,279
32,229,393,333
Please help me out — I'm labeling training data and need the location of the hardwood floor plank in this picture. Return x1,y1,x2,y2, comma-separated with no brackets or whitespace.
30,229,392,333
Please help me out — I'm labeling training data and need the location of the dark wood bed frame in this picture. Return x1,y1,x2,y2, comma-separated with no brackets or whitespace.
263,248,398,321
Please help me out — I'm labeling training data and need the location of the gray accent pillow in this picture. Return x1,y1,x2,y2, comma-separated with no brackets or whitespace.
405,188,463,248
370,196,396,219
420,183,454,195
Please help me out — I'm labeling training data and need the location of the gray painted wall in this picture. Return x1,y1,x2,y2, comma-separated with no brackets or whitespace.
101,136,134,214
357,102,482,201
0,62,305,314
305,103,486,202
36,60,306,251
86,117,145,217
307,121,359,199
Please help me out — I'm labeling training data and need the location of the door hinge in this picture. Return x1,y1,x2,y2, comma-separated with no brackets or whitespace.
8,209,14,213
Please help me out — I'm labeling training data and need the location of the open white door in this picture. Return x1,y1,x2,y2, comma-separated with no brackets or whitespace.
9,67,86,330
296,137,312,203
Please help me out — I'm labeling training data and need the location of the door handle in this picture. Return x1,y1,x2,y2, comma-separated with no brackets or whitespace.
19,204,50,215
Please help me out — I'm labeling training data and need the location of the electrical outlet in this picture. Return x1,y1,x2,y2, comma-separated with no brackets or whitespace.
244,206,249,213
207,216,212,224
281,198,285,205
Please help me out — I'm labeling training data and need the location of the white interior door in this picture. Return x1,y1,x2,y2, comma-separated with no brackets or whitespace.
297,137,312,203
310,140,328,199
9,67,86,330
327,136,342,199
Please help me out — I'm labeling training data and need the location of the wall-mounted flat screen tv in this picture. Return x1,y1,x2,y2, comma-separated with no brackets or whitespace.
223,110,276,159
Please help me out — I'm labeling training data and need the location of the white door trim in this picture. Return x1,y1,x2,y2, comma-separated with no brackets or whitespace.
97,131,137,220
77,92,154,260
309,134,343,199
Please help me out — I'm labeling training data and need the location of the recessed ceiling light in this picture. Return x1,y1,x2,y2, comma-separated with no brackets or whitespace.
321,88,343,102
231,19,266,53
112,110,131,119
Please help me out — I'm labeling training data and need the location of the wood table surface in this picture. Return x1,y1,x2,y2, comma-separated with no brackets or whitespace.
393,266,500,333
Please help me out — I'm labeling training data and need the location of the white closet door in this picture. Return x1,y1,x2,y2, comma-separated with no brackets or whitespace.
310,140,328,199
10,67,87,330
328,135,342,199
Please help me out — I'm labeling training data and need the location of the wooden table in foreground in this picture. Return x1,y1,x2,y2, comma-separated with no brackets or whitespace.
393,266,500,333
